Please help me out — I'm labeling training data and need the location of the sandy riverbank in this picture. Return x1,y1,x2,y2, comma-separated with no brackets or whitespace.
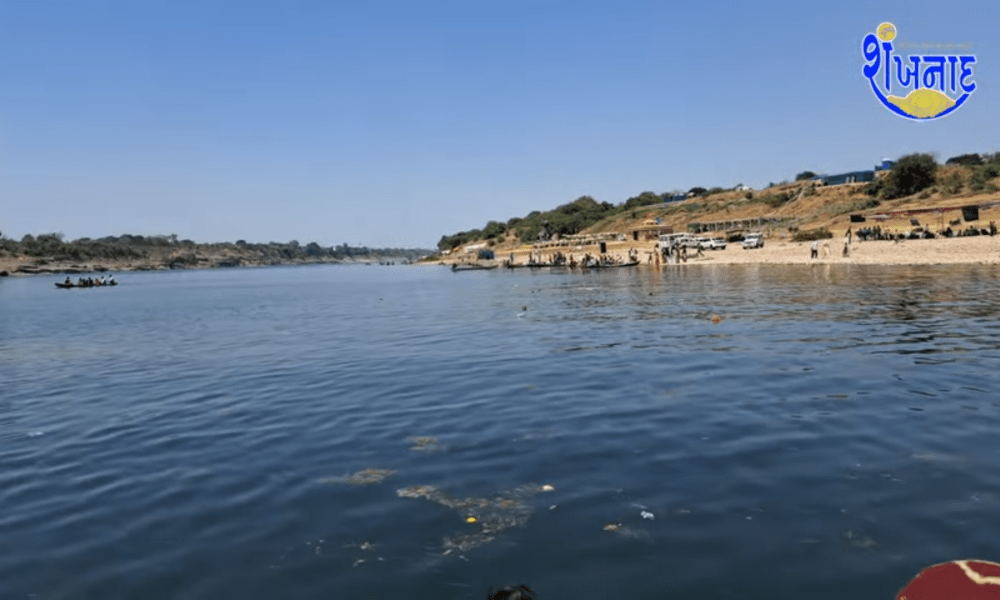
449,234,1000,268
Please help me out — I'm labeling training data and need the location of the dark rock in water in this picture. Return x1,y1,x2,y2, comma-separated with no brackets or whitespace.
0,270,8,277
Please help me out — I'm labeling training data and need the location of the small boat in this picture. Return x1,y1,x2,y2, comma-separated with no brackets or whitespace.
579,260,640,269
55,280,118,288
451,263,498,271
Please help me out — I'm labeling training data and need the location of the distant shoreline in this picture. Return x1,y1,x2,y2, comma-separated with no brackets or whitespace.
0,235,430,277
0,255,411,277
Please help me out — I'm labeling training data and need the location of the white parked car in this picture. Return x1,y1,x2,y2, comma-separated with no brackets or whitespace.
700,238,727,250
742,234,764,249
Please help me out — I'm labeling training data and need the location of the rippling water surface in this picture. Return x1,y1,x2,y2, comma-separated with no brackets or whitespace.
2,264,1000,599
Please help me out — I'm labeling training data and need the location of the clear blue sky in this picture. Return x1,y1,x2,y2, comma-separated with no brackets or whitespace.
1,1,996,248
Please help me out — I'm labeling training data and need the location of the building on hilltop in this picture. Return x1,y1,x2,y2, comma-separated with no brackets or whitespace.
814,170,876,186
812,159,894,186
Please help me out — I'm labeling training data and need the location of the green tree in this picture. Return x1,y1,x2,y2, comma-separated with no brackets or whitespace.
945,153,983,166
482,220,507,239
688,187,707,196
622,191,662,209
883,153,938,199
795,171,817,181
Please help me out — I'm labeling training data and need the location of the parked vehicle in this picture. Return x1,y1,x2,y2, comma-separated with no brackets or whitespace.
700,238,727,250
742,233,764,249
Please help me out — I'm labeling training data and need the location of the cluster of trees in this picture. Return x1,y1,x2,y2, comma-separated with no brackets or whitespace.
0,232,431,262
945,153,1000,166
437,195,619,250
863,152,1000,200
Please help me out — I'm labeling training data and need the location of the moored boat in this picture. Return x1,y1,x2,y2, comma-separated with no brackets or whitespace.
451,263,498,271
578,260,640,269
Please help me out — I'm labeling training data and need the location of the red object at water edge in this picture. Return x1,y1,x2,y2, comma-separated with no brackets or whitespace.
897,560,1000,600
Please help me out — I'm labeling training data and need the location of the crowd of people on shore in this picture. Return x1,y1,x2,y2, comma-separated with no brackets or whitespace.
657,241,703,264
854,221,996,241
505,249,639,268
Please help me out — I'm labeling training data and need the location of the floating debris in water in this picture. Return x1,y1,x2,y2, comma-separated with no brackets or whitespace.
602,522,650,540
640,511,655,520
318,468,397,486
711,315,722,324
342,540,375,551
396,484,439,499
911,451,970,464
443,532,495,554
407,436,445,452
397,483,546,554
541,484,555,492
843,530,878,550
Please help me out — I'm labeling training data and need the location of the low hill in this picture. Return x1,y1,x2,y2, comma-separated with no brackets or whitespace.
439,156,1000,258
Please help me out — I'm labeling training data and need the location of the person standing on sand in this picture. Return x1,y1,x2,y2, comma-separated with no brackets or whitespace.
810,240,818,259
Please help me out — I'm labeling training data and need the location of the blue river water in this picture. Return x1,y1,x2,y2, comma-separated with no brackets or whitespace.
2,263,1000,599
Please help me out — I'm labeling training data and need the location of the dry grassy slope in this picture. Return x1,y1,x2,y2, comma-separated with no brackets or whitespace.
578,165,1000,240
476,166,1000,256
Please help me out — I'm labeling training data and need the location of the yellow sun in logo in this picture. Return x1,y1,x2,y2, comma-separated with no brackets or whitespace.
877,22,897,42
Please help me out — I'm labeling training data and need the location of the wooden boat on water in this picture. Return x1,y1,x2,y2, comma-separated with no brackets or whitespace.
579,260,640,269
451,263,498,271
505,262,556,269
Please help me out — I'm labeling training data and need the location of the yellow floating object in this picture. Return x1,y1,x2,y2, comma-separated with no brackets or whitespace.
466,516,478,523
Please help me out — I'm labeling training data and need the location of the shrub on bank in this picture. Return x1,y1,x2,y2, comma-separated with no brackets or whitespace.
792,228,833,242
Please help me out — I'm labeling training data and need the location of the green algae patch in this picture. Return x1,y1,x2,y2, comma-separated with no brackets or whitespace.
396,483,549,554
318,468,397,486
